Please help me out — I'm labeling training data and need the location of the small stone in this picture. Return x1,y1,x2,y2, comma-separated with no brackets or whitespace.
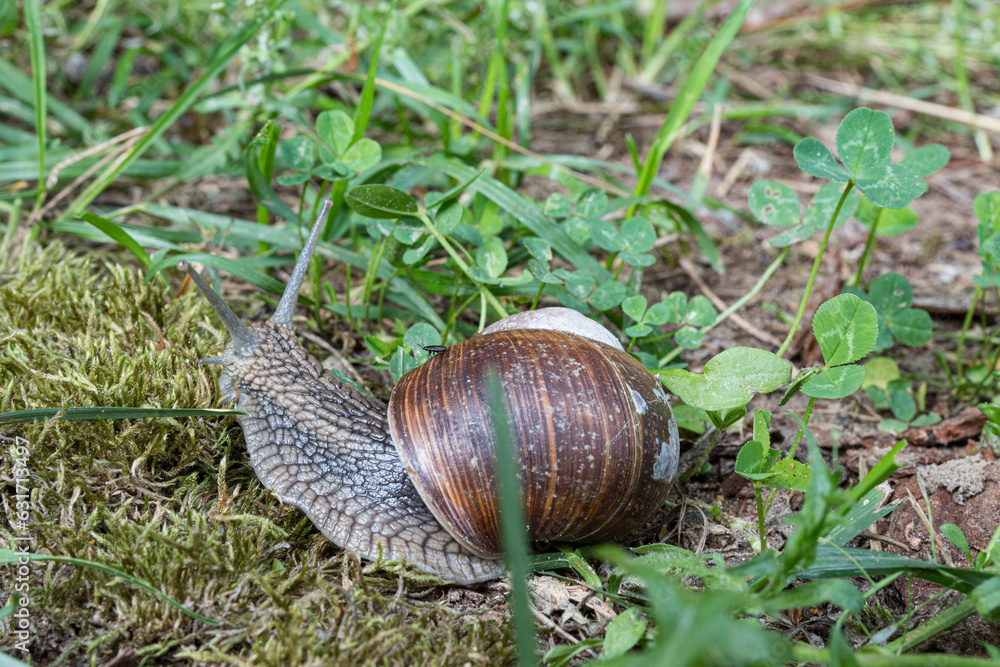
917,454,989,505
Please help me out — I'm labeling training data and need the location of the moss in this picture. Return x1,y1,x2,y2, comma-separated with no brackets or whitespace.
0,236,512,665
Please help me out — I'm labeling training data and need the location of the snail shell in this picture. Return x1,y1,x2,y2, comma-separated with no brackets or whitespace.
389,322,679,558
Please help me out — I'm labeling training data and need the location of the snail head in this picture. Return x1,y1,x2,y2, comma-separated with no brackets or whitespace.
177,200,333,403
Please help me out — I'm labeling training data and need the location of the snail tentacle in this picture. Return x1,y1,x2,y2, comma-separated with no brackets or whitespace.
179,260,257,355
271,199,332,328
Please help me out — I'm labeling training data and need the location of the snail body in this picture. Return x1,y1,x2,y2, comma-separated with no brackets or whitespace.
180,200,679,584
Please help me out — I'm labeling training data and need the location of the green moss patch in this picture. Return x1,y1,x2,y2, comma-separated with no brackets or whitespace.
0,237,512,664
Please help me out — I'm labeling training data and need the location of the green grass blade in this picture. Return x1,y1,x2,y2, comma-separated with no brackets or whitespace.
150,253,287,294
0,155,186,184
826,488,899,547
796,545,995,594
0,549,222,625
629,0,754,216
638,0,710,83
486,373,536,666
0,59,89,137
80,211,153,268
0,651,31,667
76,17,123,98
353,0,397,142
61,3,283,219
640,0,668,66
418,155,606,277
532,0,570,99
0,407,244,426
366,74,493,128
490,0,513,179
24,0,45,213
244,129,297,224
48,219,193,250
253,120,280,245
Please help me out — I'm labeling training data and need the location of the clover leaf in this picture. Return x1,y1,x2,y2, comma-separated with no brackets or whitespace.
800,294,878,399
844,273,932,351
660,348,793,412
750,181,859,248
793,108,946,210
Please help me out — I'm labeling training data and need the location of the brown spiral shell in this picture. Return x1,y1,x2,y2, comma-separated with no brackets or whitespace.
387,327,679,558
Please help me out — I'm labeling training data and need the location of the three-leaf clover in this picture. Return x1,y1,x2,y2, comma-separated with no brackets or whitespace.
844,273,932,351
589,216,658,267
278,110,382,186
796,294,878,399
622,293,716,347
862,357,940,433
622,295,668,338
792,107,946,210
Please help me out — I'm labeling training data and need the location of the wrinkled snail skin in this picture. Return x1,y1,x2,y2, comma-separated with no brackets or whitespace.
180,199,679,585
217,321,504,584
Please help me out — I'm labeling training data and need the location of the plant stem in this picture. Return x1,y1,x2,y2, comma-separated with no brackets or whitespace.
660,246,789,366
418,212,508,319
528,282,545,312
956,285,981,384
882,596,977,654
788,396,817,460
850,206,882,287
792,638,996,666
778,181,855,357
680,428,722,483
362,236,387,325
754,484,767,551
760,396,817,518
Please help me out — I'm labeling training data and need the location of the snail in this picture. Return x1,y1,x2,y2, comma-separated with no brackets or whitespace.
178,200,679,584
